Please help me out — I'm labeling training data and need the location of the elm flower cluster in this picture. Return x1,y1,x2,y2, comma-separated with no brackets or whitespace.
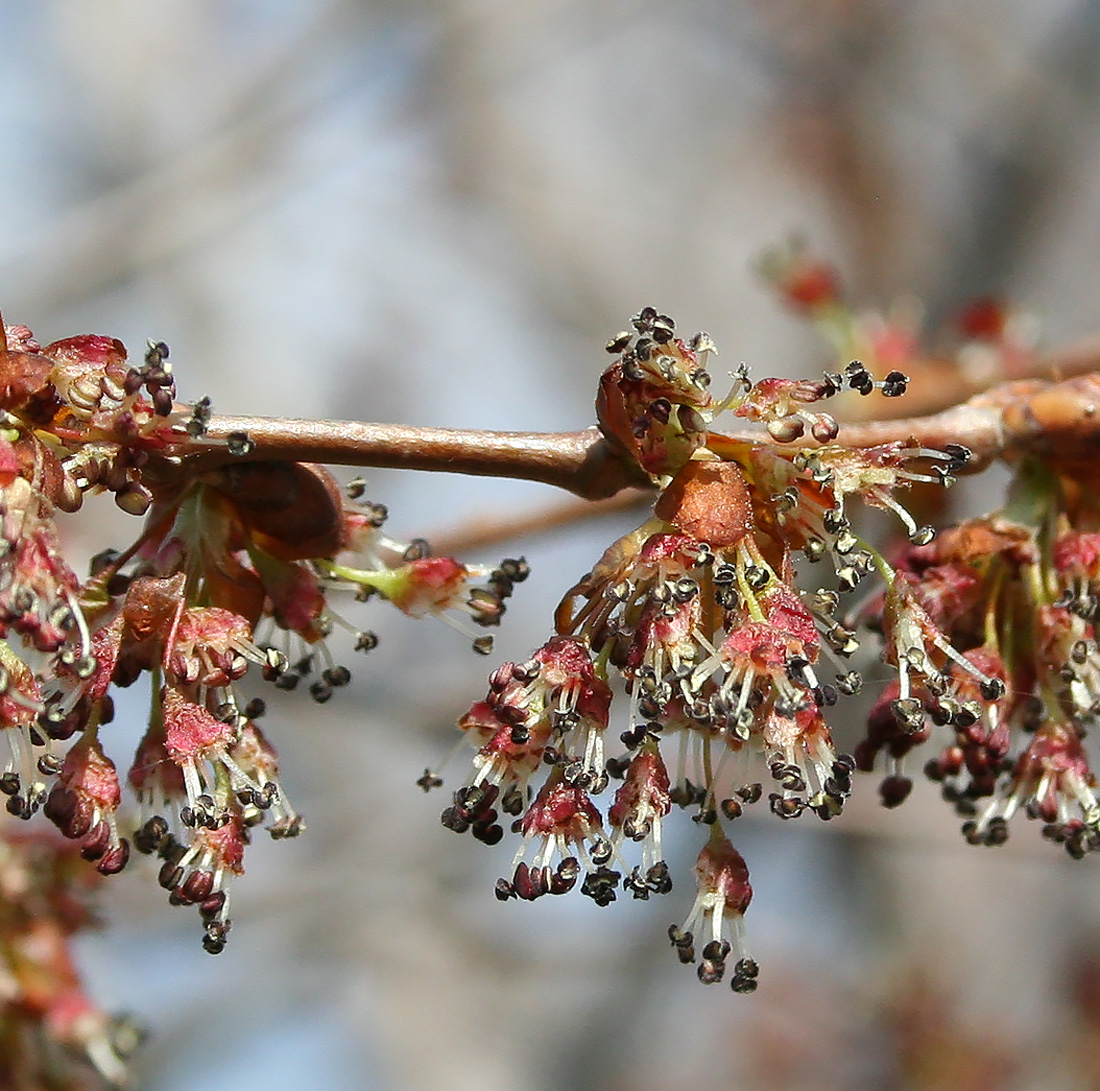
856,467,1100,859
748,249,1100,852
442,308,968,991
0,317,526,1080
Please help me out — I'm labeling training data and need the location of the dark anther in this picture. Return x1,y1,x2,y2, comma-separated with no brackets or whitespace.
551,858,580,895
702,939,731,963
37,753,63,776
416,769,443,792
354,631,379,653
811,414,839,443
698,960,725,985
225,431,255,456
134,816,169,855
668,925,695,963
243,697,266,719
646,862,672,894
475,823,503,846
500,557,530,582
736,782,763,804
882,370,909,397
835,671,862,696
144,340,170,365
580,866,621,907
745,565,769,590
980,677,1006,701
649,398,672,425
879,775,913,808
323,665,352,687
590,838,613,866
501,786,525,815
720,797,742,820
605,756,630,779
403,538,432,561
202,929,228,956
309,681,333,704
768,793,805,819
890,697,925,732
440,807,469,834
97,840,131,875
730,958,760,993
845,360,873,395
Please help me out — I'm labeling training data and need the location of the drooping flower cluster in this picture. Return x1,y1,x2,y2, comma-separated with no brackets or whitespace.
0,317,527,1079
855,464,1100,859
442,307,975,991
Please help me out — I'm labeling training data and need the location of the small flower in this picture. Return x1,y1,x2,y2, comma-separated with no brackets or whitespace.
922,648,1012,809
1053,528,1100,614
43,731,130,874
597,310,714,479
129,719,187,850
445,636,610,838
161,685,238,830
0,641,47,820
608,741,672,898
757,239,843,315
880,575,1003,731
760,704,851,820
323,540,528,656
225,722,303,839
732,375,841,444
495,769,618,905
1036,603,1100,721
0,474,86,653
963,723,1100,856
156,814,247,953
668,828,757,991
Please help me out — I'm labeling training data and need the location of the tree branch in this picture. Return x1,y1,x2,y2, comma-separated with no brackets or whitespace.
160,372,1100,503
169,416,652,500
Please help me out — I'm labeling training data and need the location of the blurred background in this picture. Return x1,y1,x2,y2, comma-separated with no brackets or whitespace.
5,1,1100,1088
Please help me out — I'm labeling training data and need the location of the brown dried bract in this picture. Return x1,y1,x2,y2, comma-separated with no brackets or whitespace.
203,461,345,561
654,459,754,548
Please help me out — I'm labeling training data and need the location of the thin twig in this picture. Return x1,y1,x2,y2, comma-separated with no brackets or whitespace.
170,417,651,500
159,372,1100,505
430,491,651,557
